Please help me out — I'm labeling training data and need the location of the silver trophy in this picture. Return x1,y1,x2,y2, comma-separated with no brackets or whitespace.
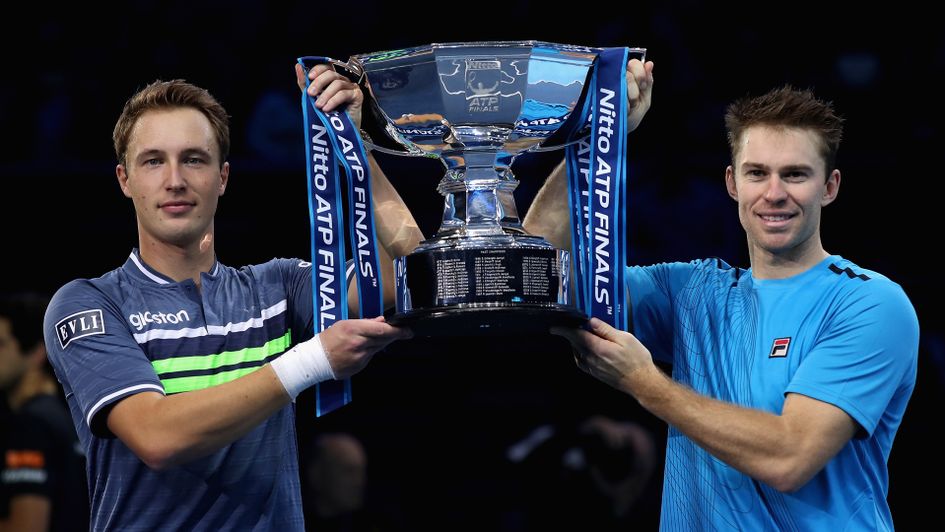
329,41,643,335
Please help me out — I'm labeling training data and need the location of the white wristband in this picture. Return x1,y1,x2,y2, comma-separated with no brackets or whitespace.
270,334,336,400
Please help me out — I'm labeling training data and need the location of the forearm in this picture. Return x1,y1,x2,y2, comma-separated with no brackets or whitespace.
369,154,424,259
344,154,424,313
348,241,397,313
522,158,571,251
627,366,820,491
109,364,291,470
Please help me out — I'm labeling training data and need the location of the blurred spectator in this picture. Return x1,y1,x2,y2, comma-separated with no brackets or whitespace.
304,432,401,532
0,293,88,532
505,415,658,531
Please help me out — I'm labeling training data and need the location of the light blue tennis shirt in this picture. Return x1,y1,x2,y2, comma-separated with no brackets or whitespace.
628,256,918,531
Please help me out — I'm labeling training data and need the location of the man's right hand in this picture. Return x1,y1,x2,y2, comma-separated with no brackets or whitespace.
319,317,412,379
295,62,363,128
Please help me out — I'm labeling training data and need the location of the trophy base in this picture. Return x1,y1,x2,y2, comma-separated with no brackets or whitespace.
392,237,581,336
386,305,586,337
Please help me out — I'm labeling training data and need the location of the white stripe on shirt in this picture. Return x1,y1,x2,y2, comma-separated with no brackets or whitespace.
86,383,166,428
129,252,170,284
132,300,288,344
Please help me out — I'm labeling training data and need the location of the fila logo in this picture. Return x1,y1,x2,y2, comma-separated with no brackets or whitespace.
769,337,791,358
56,309,105,349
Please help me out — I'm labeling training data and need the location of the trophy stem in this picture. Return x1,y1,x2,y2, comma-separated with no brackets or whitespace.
435,161,524,239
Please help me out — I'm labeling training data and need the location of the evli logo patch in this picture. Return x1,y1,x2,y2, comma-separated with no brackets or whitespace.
769,337,791,358
56,309,105,349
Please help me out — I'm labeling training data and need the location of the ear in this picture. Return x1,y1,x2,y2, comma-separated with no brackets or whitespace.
725,165,738,201
117,164,133,198
219,162,229,196
822,169,841,206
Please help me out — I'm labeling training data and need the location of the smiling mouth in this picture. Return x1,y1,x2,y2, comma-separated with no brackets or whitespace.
759,214,795,222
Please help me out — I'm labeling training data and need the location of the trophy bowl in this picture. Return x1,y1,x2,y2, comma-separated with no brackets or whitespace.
331,41,643,335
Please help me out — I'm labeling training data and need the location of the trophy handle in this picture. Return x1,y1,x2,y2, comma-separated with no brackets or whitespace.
361,140,427,157
530,134,591,153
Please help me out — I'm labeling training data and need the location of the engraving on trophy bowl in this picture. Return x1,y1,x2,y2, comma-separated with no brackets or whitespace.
328,42,645,335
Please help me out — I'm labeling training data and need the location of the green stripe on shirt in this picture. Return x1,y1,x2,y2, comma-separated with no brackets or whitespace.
152,331,292,393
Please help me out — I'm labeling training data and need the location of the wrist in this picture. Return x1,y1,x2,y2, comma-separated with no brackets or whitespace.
269,334,336,400
622,363,664,406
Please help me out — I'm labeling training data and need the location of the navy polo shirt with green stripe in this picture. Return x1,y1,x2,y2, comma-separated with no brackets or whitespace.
44,249,315,531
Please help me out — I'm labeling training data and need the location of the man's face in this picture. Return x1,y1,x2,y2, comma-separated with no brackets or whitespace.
725,125,840,261
0,317,26,392
117,108,229,250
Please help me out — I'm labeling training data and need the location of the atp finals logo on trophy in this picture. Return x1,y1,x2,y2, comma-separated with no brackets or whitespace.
300,42,643,336
464,59,507,113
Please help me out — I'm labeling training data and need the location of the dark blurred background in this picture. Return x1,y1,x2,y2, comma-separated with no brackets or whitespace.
3,1,942,529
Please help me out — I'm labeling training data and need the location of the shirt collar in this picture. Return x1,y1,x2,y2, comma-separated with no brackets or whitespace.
121,249,220,285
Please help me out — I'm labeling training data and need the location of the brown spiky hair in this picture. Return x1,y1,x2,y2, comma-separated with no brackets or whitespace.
113,79,230,168
725,86,844,177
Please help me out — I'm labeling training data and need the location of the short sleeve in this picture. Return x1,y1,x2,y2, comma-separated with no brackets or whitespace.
627,261,699,364
785,280,919,436
44,281,164,437
271,258,316,343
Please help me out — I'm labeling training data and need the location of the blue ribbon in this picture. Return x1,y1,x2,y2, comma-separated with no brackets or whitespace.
564,48,629,331
298,56,384,416
565,118,592,314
